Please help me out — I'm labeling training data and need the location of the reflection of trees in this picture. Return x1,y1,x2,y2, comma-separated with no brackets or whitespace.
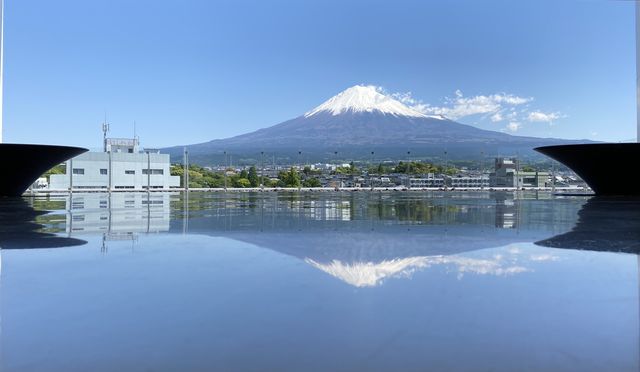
0,198,87,249
30,198,69,234
367,198,459,223
167,191,582,229
170,193,263,216
31,198,66,211
21,192,586,239
169,192,507,225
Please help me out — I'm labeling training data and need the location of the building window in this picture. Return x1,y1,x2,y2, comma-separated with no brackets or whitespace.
72,168,84,175
142,169,164,175
125,170,135,175
100,169,108,175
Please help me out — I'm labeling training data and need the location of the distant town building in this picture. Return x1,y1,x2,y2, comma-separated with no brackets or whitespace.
489,157,549,188
446,175,490,188
404,174,445,188
490,158,518,187
368,176,394,188
31,177,49,189
516,171,550,188
50,137,180,190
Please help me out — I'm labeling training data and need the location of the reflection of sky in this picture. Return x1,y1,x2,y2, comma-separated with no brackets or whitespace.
2,235,638,372
3,193,640,371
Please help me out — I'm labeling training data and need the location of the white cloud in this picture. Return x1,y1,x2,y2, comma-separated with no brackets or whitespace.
529,254,559,262
490,112,503,122
419,90,532,120
527,111,561,123
306,254,533,287
506,122,521,132
391,91,417,105
384,88,564,129
390,91,431,114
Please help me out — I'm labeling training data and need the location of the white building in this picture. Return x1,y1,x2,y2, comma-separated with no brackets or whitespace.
447,175,490,188
489,158,518,187
50,138,180,190
489,157,549,188
404,174,445,188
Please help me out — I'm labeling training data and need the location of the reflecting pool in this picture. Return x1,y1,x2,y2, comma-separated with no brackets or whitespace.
1,191,639,371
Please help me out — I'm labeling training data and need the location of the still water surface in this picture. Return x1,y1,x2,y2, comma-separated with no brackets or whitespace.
1,191,639,371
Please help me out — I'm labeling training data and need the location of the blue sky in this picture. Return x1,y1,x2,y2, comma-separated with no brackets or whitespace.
3,0,636,149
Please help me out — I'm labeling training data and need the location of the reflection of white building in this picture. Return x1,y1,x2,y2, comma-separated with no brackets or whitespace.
63,193,171,235
290,200,352,221
496,198,518,228
50,138,180,190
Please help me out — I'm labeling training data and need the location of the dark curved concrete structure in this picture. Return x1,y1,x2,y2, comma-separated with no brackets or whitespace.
0,143,87,197
535,143,640,195
535,197,640,253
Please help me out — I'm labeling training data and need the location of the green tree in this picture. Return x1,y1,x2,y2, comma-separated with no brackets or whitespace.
394,161,445,175
235,178,251,188
42,164,66,182
263,177,278,187
248,166,259,187
171,164,227,188
278,167,301,188
302,177,322,187
349,161,358,174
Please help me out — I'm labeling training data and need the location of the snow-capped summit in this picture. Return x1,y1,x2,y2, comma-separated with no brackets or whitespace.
304,85,429,118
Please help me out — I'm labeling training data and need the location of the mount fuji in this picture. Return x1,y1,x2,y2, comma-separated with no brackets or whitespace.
165,85,586,164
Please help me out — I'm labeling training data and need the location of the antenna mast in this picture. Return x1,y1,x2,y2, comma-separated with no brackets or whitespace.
102,114,110,152
0,0,5,143
635,1,640,143
133,120,140,150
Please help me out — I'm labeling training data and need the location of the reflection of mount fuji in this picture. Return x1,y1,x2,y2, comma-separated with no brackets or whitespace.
223,227,545,287
536,197,640,253
173,193,582,286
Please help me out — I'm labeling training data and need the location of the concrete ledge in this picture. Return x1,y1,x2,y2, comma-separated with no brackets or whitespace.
27,186,590,195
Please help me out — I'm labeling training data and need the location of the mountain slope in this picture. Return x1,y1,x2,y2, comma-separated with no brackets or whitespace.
164,85,588,163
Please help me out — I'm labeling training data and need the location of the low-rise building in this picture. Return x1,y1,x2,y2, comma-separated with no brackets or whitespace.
490,158,518,187
489,157,549,188
50,138,180,190
403,174,445,188
447,175,490,188
516,171,550,188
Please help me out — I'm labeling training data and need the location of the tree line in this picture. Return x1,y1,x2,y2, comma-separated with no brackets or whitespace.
170,164,321,188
